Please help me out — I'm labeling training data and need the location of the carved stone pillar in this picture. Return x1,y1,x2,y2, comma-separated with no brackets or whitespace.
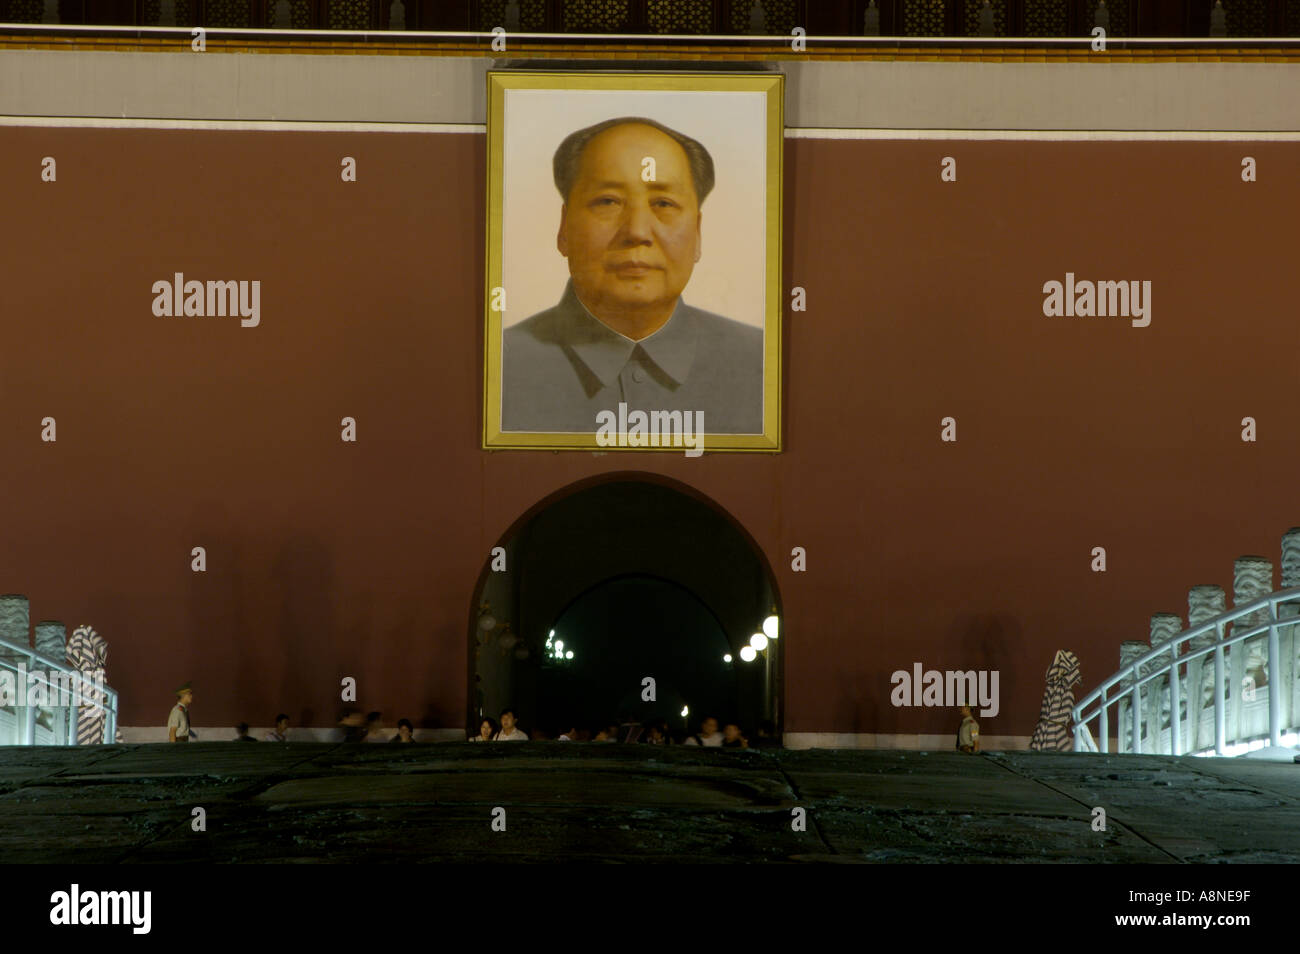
863,0,880,35
1233,555,1272,741
0,594,29,655
1187,584,1225,751
1146,613,1180,753
0,595,31,745
34,620,66,661
33,621,67,736
1119,641,1146,752
1280,529,1300,742
1210,0,1226,37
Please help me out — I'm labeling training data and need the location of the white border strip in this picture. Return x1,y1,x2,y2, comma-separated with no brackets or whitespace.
788,128,1300,141
3,118,1299,139
0,116,482,133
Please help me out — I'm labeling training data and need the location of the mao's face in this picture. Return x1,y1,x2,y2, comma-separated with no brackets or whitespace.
501,713,516,732
558,123,702,323
702,718,718,736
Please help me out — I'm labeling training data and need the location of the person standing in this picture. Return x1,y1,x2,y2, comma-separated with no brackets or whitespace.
956,705,981,754
168,683,194,743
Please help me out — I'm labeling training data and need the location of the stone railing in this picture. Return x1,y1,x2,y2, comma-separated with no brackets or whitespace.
0,594,118,745
1073,528,1300,756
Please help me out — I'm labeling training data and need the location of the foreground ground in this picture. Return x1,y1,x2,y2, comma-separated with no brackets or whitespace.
0,743,1296,862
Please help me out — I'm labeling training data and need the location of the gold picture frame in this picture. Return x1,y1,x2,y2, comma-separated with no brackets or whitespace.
483,70,783,452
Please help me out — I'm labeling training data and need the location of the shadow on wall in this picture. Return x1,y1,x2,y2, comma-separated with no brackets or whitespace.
184,501,253,722
269,532,336,728
834,667,877,733
948,611,1026,730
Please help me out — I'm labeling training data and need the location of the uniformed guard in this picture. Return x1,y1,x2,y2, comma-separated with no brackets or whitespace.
168,681,194,742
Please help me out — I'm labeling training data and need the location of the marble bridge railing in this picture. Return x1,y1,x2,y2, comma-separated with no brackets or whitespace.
0,595,118,745
1073,528,1300,756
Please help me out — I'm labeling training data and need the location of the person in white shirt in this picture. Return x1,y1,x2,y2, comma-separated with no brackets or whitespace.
167,683,194,742
265,714,290,742
682,716,724,747
493,709,529,741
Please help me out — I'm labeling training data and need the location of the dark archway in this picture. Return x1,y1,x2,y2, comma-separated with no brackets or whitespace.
541,574,738,736
468,475,781,742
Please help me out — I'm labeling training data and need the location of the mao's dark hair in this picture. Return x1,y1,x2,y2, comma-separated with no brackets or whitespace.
552,116,716,205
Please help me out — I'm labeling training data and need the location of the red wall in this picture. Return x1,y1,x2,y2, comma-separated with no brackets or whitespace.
2,126,1297,736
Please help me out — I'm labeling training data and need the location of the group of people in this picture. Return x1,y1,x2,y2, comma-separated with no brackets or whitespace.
166,682,781,748
165,683,418,744
336,710,416,743
470,712,779,748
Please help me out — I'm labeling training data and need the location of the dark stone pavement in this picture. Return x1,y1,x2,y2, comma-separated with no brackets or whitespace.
1,743,1297,863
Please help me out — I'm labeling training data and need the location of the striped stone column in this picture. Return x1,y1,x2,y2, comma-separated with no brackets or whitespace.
1147,613,1181,754
1119,641,1147,752
1233,556,1273,742
68,626,109,745
1188,584,1225,752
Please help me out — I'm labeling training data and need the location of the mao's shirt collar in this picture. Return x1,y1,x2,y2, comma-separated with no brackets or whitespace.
560,280,698,388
